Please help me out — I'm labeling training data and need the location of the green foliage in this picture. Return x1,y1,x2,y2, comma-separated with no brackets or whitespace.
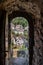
16,33,19,36
24,31,28,40
11,17,28,27
19,44,27,50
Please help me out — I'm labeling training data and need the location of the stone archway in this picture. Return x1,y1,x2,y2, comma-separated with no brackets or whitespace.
5,1,41,65
0,1,42,65
8,11,35,65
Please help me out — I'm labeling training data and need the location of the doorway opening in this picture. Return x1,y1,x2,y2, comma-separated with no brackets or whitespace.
5,11,34,65
11,17,29,65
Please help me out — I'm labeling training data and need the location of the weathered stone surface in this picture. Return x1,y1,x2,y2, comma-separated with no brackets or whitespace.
0,0,43,65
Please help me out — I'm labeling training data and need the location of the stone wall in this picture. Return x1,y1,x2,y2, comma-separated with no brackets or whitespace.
32,18,43,65
0,0,43,65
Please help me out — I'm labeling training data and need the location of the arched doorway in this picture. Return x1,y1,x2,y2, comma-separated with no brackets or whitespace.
5,11,35,65
0,1,41,65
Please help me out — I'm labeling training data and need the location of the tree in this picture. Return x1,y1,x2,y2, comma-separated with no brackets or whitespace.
11,17,28,27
